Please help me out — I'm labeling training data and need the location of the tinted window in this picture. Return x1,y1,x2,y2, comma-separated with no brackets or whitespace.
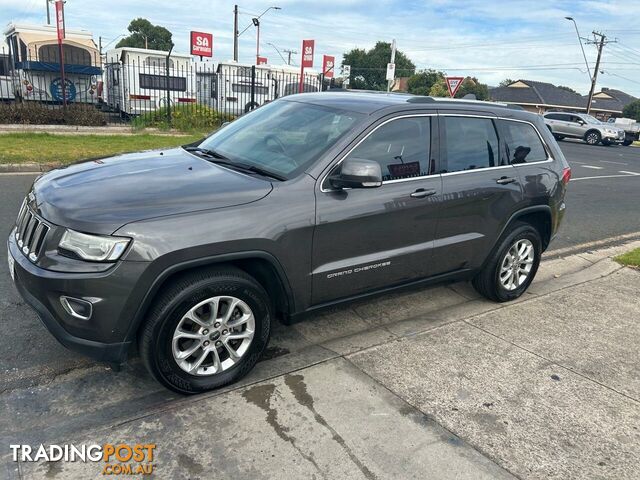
501,121,547,164
139,74,186,92
38,45,93,65
443,117,499,172
545,113,562,120
345,117,431,181
0,55,9,76
200,99,364,178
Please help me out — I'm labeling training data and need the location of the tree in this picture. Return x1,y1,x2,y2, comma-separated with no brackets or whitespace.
429,79,448,97
499,78,514,87
342,42,416,91
116,18,173,51
407,69,445,95
622,99,640,121
558,85,578,94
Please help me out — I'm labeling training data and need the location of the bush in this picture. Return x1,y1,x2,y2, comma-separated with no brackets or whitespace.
132,104,235,132
0,102,106,126
622,99,640,122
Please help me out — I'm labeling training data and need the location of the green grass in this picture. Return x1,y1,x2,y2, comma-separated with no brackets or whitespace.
614,248,640,268
0,133,203,165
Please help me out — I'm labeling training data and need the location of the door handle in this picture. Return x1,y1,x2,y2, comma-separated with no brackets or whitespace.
496,176,516,185
410,188,437,198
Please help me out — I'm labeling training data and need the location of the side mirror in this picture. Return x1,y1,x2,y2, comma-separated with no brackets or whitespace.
328,158,382,189
577,120,586,126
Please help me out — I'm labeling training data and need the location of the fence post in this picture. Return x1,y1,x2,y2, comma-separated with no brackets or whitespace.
250,65,256,111
166,45,173,125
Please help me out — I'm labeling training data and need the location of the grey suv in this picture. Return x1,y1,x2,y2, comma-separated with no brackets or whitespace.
8,93,571,393
543,112,625,145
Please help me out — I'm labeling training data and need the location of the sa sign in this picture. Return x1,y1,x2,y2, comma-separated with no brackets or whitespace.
322,55,335,78
301,40,315,68
190,31,213,58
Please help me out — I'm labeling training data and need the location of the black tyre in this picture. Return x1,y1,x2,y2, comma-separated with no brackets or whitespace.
622,140,633,146
584,130,601,145
139,266,271,394
472,223,542,302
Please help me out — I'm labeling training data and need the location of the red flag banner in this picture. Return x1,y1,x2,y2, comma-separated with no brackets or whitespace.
301,40,315,68
190,31,213,57
55,1,65,42
322,55,335,78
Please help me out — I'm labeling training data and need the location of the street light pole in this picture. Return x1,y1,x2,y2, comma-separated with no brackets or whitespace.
565,16,592,81
237,6,280,63
253,18,260,64
233,5,239,61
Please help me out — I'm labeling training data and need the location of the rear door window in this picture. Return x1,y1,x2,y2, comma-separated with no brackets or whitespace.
500,120,548,164
442,116,500,172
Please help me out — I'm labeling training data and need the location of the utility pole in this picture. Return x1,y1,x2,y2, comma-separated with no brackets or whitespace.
233,5,239,62
46,0,51,25
585,31,615,115
387,39,396,92
283,49,297,65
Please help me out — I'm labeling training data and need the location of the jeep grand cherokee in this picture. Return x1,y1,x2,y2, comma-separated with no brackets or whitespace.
8,92,570,393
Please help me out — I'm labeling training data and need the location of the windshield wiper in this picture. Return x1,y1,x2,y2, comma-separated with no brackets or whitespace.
184,146,286,181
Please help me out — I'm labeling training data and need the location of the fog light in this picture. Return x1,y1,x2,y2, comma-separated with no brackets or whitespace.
60,296,93,320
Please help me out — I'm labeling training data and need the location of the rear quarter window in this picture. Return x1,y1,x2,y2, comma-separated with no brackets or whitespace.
500,120,548,164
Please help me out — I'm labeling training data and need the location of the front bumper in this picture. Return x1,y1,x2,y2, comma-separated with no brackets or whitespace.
8,230,148,363
602,131,625,142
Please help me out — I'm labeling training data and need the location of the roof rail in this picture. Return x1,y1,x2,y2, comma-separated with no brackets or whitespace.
406,96,436,103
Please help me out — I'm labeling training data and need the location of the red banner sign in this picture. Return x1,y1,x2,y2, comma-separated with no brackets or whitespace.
322,55,335,78
257,56,268,65
445,76,464,97
55,1,65,42
301,40,315,68
190,31,213,57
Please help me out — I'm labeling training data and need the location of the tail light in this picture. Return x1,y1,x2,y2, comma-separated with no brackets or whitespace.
561,167,572,185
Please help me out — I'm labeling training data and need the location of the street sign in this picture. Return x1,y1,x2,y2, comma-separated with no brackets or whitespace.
445,76,464,97
190,31,213,57
55,0,65,41
386,63,395,81
322,55,335,78
301,39,315,67
257,56,268,65
342,64,351,77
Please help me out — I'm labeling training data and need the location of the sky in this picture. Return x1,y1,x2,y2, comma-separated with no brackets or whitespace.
2,0,640,96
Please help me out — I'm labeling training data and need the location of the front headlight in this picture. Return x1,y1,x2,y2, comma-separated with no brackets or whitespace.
605,129,616,135
59,229,130,262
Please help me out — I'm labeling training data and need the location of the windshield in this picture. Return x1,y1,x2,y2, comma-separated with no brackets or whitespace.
198,100,364,179
581,114,602,125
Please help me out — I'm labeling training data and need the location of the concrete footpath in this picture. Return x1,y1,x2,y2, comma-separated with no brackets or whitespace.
3,242,640,480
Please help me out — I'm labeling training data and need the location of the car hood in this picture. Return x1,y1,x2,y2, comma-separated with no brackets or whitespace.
29,148,273,234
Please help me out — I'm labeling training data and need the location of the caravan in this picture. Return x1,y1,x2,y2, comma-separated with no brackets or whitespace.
3,23,100,103
198,61,322,116
103,47,196,117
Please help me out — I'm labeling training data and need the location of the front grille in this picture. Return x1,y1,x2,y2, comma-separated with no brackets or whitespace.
15,199,50,262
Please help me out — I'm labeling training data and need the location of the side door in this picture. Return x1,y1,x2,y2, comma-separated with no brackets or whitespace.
311,113,442,305
566,115,587,137
430,112,523,275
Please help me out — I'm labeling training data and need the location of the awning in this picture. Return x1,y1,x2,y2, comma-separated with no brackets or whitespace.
16,61,102,75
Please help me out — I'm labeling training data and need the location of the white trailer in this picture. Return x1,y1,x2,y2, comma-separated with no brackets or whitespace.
103,47,196,116
199,61,321,116
3,23,100,103
0,39,14,101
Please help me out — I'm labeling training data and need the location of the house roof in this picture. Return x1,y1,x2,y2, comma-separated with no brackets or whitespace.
490,80,638,114
490,79,586,109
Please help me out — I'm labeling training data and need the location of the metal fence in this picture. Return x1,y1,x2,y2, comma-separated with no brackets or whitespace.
0,47,337,126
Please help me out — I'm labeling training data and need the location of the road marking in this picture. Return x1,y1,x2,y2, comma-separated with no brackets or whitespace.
580,165,604,170
547,232,640,258
571,174,639,181
569,160,587,164
600,160,628,165
619,170,640,175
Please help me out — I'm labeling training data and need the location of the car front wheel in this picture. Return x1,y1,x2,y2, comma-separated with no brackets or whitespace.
584,130,601,145
139,267,271,394
472,223,542,302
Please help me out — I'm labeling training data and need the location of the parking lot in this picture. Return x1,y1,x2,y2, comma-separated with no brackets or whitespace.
1,141,640,479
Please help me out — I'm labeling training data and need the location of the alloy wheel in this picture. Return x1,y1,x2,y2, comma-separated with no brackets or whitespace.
171,296,255,376
499,239,535,291
586,133,599,145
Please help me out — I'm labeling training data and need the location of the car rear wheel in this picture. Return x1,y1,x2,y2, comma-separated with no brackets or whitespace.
472,223,542,302
623,140,633,146
584,130,601,145
139,267,271,394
